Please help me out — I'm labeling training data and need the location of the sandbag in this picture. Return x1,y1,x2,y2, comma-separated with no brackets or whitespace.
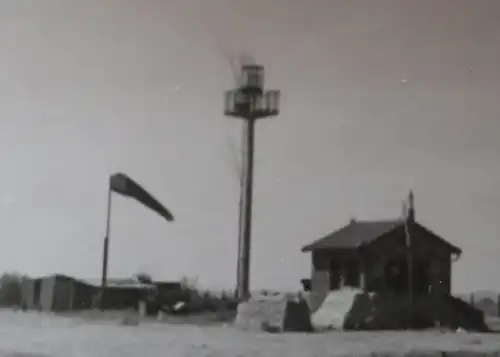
234,293,313,332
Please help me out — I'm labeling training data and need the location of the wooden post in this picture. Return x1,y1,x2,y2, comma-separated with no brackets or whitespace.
359,254,366,290
69,280,74,310
100,182,112,310
359,270,365,290
497,294,500,317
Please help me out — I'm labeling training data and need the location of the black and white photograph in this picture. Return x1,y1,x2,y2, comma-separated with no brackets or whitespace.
0,0,499,356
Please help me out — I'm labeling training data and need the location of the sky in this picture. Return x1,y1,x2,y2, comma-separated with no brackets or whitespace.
0,0,499,294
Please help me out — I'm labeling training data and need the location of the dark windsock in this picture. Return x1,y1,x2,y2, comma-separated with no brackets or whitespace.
109,173,174,222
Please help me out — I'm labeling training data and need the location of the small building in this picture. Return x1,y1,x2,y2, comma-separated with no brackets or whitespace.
21,274,178,312
301,192,462,296
21,274,93,311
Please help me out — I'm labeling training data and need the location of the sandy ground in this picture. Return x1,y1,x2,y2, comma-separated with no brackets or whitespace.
0,310,499,357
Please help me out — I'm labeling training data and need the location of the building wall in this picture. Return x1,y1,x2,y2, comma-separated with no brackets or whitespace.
311,249,364,290
362,225,453,295
20,278,35,309
103,288,142,310
52,277,74,311
428,256,451,295
39,276,56,311
51,277,100,311
35,275,78,312
71,280,95,310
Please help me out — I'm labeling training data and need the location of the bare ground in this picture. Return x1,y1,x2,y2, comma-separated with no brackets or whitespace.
486,316,500,332
0,310,499,357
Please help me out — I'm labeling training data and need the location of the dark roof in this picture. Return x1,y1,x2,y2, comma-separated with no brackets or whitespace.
301,219,461,254
301,219,400,252
31,275,155,290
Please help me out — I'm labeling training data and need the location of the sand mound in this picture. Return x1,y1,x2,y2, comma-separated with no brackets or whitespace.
343,292,411,330
428,294,489,332
343,293,489,331
307,270,330,313
311,287,362,330
306,280,488,332
234,294,313,332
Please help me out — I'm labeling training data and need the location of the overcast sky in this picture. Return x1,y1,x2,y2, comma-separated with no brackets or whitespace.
0,0,499,293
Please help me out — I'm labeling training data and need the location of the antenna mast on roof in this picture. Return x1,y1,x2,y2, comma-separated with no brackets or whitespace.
403,190,414,329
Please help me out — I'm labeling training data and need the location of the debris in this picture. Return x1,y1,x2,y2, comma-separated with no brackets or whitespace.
121,314,140,326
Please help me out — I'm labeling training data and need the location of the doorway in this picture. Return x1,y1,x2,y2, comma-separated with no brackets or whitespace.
329,260,341,290
329,259,360,290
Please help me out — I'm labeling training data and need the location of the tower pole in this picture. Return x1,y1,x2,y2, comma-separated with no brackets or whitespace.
235,125,246,299
237,117,255,300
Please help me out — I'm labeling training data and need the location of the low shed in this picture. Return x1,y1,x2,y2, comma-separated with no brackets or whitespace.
21,275,157,312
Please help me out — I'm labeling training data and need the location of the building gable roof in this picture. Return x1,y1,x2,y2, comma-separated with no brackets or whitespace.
301,219,461,255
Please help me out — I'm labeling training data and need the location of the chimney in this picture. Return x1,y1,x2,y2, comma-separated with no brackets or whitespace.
408,190,415,222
